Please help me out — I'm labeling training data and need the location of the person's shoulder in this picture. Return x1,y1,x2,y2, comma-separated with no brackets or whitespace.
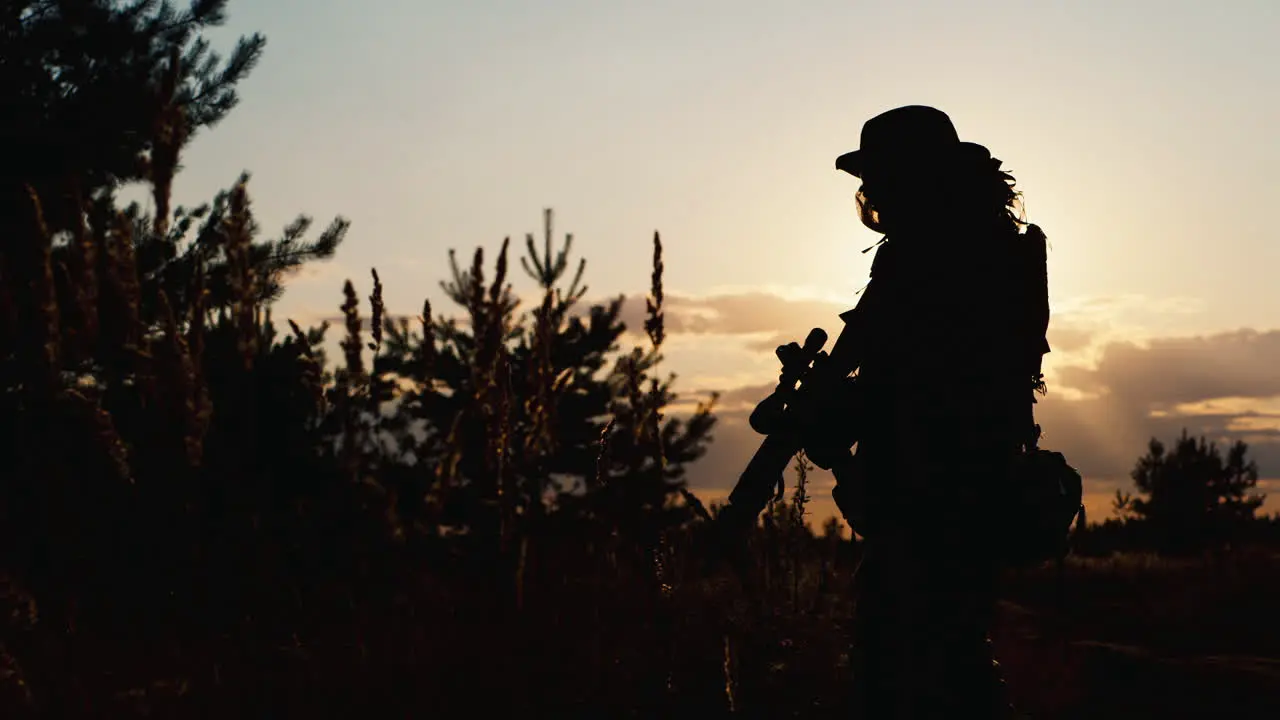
1014,224,1048,268
869,238,895,277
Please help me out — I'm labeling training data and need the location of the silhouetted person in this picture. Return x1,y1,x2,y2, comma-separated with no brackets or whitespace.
808,106,1051,718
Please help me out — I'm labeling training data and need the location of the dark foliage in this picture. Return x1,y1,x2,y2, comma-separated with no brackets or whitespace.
1,3,1278,717
1113,430,1265,555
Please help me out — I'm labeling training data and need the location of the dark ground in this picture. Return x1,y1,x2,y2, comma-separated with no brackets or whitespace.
663,545,1280,718
992,551,1280,719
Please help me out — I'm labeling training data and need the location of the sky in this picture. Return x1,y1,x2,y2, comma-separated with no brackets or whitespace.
162,0,1280,525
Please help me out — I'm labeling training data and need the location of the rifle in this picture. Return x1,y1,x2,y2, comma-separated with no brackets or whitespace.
708,224,1076,562
715,320,865,536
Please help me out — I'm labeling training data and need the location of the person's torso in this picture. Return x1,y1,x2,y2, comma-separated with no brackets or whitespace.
853,224,1046,459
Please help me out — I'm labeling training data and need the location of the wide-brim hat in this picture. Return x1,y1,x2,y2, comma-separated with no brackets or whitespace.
835,105,991,178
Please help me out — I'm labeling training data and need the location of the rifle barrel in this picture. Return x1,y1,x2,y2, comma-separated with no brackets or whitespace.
726,429,802,518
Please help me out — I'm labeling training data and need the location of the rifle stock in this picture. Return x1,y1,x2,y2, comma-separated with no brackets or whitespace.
722,430,802,526
717,320,862,532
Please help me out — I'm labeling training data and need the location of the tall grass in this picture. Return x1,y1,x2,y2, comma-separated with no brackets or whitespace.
5,83,1280,720
6,172,1280,716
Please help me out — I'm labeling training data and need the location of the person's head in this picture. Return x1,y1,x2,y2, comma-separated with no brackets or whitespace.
836,106,1024,235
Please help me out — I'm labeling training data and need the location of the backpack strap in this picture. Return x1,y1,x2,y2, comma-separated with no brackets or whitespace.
1024,224,1051,369
1021,225,1051,450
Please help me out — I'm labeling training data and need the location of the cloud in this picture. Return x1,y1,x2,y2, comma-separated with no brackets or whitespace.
1046,324,1094,353
676,327,1280,523
616,291,849,349
616,290,1206,347
293,283,1278,523
1054,329,1280,407
1035,327,1280,492
617,289,1215,365
1051,294,1206,325
703,382,776,410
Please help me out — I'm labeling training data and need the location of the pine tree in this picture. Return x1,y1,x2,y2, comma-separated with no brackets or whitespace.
1,1,265,230
2,1,349,376
374,210,718,546
0,4,364,712
1115,429,1266,554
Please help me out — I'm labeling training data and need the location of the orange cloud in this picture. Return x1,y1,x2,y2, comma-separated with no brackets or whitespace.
1054,329,1280,406
1045,324,1094,353
318,287,1280,523
616,291,848,349
674,326,1280,522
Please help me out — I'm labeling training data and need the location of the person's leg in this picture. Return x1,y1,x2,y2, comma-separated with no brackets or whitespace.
849,530,924,718
849,538,895,717
908,434,1018,716
853,522,1013,718
912,545,1013,717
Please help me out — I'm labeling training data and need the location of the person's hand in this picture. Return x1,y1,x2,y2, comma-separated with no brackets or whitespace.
793,378,861,470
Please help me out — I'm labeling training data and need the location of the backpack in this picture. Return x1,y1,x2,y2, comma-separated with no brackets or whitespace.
999,439,1086,567
822,224,1085,559
996,224,1086,568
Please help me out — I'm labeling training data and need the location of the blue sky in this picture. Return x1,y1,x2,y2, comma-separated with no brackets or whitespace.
161,0,1280,521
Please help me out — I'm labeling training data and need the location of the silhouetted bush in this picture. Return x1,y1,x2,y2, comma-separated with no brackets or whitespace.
1113,430,1266,555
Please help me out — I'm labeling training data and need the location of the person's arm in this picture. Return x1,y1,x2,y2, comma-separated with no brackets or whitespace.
794,241,896,475
829,307,864,377
828,240,893,377
827,450,868,534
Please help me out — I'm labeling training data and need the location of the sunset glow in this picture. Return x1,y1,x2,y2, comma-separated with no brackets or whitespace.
161,0,1279,522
